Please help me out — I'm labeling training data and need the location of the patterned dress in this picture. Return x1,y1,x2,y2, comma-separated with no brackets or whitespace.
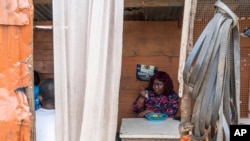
132,91,179,117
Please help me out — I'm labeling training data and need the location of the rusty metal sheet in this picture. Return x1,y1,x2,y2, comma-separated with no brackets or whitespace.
0,0,33,25
0,0,33,141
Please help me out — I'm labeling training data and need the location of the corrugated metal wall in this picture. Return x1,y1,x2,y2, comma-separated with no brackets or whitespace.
0,0,34,140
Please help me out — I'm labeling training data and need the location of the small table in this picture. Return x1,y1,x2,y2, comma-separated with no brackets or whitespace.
239,118,250,125
119,118,180,141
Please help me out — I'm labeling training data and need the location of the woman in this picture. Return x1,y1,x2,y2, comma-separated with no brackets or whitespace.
132,71,179,118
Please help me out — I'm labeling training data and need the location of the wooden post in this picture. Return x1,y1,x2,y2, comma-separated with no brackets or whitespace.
178,0,197,137
25,56,35,141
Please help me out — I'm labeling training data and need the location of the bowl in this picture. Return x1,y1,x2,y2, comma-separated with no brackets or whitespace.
145,113,167,122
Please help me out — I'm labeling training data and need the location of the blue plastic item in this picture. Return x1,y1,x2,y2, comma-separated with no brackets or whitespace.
34,85,40,110
145,113,167,122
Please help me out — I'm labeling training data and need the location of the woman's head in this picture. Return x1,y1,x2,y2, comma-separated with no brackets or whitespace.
148,71,174,95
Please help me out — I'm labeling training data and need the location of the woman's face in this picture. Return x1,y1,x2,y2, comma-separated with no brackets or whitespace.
153,79,164,95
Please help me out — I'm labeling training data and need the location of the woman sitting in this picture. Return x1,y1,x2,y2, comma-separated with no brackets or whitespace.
132,71,179,118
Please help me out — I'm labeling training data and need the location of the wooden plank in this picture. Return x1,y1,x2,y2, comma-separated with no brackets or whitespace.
34,0,52,4
178,0,197,131
39,73,54,82
181,7,202,96
123,21,181,57
125,0,142,7
34,42,53,50
119,76,148,91
34,49,53,61
118,113,138,122
34,21,53,25
34,30,53,43
122,56,180,67
121,67,179,77
119,91,140,103
119,103,137,115
119,74,180,85
125,0,184,7
34,61,54,73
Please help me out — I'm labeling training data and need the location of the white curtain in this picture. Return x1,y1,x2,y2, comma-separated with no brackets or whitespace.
53,0,124,141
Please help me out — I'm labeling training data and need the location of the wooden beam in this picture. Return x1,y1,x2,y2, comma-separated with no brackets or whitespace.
34,21,53,26
124,0,184,7
33,0,52,4
34,0,184,7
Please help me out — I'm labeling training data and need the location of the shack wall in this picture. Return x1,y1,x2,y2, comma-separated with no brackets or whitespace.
33,20,250,131
118,21,182,130
33,21,182,131
33,28,54,81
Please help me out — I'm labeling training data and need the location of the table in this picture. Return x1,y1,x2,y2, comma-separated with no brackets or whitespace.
119,118,180,141
239,118,250,125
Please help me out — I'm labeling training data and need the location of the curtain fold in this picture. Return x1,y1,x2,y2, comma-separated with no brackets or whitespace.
53,0,123,140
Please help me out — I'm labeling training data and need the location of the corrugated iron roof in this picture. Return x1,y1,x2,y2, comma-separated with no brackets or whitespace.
34,3,184,22
124,6,183,21
34,0,250,22
34,3,52,21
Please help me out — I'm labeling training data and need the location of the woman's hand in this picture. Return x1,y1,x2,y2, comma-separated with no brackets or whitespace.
138,109,154,117
140,87,147,98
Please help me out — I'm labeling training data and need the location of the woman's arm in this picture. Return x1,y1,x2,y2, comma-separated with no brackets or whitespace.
132,87,148,113
132,95,146,113
165,93,179,117
138,109,154,117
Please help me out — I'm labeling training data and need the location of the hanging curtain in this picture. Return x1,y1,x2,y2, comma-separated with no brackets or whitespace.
53,0,124,141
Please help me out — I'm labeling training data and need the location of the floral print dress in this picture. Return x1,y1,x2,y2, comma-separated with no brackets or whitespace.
132,91,179,118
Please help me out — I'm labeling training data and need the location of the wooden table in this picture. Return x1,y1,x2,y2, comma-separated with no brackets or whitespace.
119,118,180,141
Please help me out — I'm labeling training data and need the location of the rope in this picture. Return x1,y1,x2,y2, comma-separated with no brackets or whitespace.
181,1,240,140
